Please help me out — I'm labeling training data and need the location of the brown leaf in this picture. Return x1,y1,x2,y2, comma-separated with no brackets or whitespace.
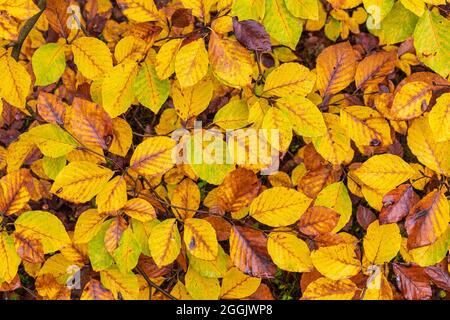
0,275,21,292
171,8,193,28
298,165,341,198
232,17,271,52
13,232,45,264
70,97,113,150
137,255,172,278
229,226,276,278
210,168,261,215
355,50,397,89
379,184,419,224
244,283,274,300
45,0,71,39
104,216,127,255
201,215,232,241
81,279,115,300
37,92,66,125
393,264,432,300
425,262,450,292
298,206,340,237
405,189,449,250
356,205,376,230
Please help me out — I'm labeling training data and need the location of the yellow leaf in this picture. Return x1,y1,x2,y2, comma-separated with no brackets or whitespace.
175,38,209,88
355,50,397,89
428,92,450,142
130,136,176,176
96,176,127,214
409,227,450,267
285,0,319,20
316,41,356,96
208,31,253,88
155,39,183,80
123,198,156,222
109,117,132,157
0,232,21,282
184,218,218,260
363,220,401,264
185,267,220,300
231,0,265,21
14,210,71,254
340,106,392,147
171,78,213,120
353,154,415,191
102,59,139,118
148,218,181,267
171,179,200,220
312,113,354,165
220,267,261,299
181,0,215,22
27,124,78,158
302,277,357,300
0,170,30,215
80,279,114,300
71,37,113,80
263,63,316,98
277,96,326,137
363,266,393,300
188,246,230,278
0,55,31,108
267,232,313,272
100,267,139,300
314,182,352,232
390,81,432,120
50,161,114,203
249,187,313,227
114,35,146,64
73,209,106,244
407,115,450,176
311,243,361,280
213,99,249,130
116,0,159,22
262,107,293,152
0,0,39,19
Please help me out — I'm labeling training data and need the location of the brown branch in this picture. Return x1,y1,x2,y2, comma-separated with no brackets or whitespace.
12,0,46,61
135,265,177,300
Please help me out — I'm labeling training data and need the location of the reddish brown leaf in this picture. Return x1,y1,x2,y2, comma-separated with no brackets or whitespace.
424,263,450,292
137,255,172,278
298,165,341,198
405,189,449,249
201,215,232,241
210,168,261,215
13,232,45,264
380,184,419,224
37,92,66,125
171,8,192,28
393,264,432,300
244,283,274,300
104,216,127,255
81,279,114,300
229,226,276,278
71,97,113,150
232,17,272,52
45,0,71,39
356,205,376,230
298,206,340,237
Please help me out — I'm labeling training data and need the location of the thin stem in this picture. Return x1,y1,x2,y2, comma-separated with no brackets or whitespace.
12,0,46,60
135,265,177,300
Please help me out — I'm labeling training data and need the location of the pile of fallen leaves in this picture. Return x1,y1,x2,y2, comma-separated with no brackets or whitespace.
0,0,449,300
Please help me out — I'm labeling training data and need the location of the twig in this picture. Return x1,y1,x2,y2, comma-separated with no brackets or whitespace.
12,0,46,61
135,265,177,300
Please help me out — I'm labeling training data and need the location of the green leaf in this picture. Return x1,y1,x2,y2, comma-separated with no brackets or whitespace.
413,9,450,78
42,155,66,180
27,124,78,158
32,43,66,86
263,0,302,50
88,220,114,272
133,61,170,114
113,228,141,273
